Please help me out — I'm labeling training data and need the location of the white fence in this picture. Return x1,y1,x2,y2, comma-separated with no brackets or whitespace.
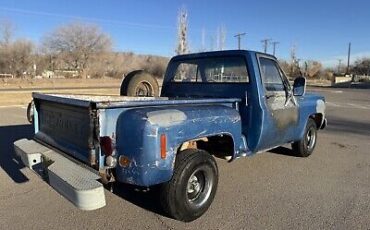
0,73,14,78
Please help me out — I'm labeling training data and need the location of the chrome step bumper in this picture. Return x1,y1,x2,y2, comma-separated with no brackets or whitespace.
14,139,106,211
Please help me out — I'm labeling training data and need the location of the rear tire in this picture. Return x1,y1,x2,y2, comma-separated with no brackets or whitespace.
160,149,218,222
292,118,317,157
120,71,159,97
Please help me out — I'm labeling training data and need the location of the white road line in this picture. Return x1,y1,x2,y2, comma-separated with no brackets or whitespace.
0,104,26,109
309,89,343,93
326,102,370,110
347,103,369,109
326,102,341,107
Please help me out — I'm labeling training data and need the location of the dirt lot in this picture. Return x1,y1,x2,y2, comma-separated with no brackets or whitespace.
0,78,122,90
0,78,122,106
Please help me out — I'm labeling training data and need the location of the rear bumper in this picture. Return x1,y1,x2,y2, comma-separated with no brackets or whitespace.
13,139,106,211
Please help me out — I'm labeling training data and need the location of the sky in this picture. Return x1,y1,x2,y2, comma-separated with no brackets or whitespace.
0,0,369,67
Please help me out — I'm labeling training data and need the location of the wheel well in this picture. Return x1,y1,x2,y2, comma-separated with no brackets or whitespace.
309,113,323,129
178,135,234,161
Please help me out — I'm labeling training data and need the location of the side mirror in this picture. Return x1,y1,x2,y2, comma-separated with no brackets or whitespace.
293,76,306,96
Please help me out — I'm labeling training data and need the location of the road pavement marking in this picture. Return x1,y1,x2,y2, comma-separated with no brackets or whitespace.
347,103,369,109
0,104,26,108
309,89,343,93
326,102,342,107
326,101,370,110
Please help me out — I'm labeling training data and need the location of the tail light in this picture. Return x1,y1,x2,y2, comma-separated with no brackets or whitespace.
100,136,114,156
160,134,167,159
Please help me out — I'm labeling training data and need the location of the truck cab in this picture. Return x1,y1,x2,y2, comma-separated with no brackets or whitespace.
162,50,326,154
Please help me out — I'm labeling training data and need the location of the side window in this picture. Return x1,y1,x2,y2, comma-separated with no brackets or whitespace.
259,57,285,91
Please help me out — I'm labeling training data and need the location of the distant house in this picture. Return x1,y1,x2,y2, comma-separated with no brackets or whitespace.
0,73,14,78
42,70,55,78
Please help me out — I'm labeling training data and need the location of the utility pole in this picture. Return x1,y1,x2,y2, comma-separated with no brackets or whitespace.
346,42,351,74
272,41,280,56
234,32,246,49
261,38,272,53
337,59,342,74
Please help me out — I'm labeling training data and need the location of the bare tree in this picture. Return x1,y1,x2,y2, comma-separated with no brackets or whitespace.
8,39,34,77
0,19,13,46
216,25,226,50
0,20,34,77
278,59,290,76
305,60,322,78
43,22,112,78
352,57,370,75
200,28,206,52
289,43,302,78
176,7,189,55
0,20,13,74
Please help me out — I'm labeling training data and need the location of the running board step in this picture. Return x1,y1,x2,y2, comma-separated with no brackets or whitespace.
14,139,106,211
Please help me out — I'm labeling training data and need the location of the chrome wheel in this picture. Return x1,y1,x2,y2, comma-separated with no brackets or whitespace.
186,166,213,208
305,126,316,151
160,149,218,222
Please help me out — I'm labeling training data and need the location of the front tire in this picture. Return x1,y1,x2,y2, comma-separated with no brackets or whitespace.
160,149,218,222
292,118,317,157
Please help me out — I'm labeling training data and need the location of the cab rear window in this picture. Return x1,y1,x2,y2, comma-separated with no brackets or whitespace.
172,56,249,83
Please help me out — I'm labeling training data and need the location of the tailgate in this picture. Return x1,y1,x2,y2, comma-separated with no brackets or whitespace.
34,97,98,166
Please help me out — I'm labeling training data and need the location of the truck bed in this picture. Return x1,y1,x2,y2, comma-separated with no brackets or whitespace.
33,93,240,109
32,93,241,167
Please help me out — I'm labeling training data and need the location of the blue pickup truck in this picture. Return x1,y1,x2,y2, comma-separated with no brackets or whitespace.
14,50,326,222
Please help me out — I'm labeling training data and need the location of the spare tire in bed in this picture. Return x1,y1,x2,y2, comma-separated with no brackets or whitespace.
120,70,159,97
26,100,34,123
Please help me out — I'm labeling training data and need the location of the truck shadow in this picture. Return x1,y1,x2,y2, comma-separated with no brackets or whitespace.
0,124,33,183
268,146,299,157
112,183,169,217
0,124,168,216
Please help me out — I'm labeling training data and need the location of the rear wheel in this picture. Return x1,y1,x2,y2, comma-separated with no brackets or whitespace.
292,118,317,157
160,149,218,222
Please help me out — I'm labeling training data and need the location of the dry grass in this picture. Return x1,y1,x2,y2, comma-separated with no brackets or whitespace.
0,78,121,106
1,78,121,89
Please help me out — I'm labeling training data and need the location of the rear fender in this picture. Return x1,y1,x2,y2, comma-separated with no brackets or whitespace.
114,105,243,186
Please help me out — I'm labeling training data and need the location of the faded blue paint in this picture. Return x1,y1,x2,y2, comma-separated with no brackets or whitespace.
110,104,244,186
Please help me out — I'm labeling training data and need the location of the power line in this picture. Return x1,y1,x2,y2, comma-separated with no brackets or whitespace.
234,33,246,50
0,7,174,30
261,38,271,53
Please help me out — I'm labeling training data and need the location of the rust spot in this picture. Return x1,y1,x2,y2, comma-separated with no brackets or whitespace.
272,106,299,129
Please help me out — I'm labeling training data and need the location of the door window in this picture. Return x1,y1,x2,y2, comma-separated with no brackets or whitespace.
259,57,285,92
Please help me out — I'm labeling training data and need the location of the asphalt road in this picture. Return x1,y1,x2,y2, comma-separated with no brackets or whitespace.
0,87,369,230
